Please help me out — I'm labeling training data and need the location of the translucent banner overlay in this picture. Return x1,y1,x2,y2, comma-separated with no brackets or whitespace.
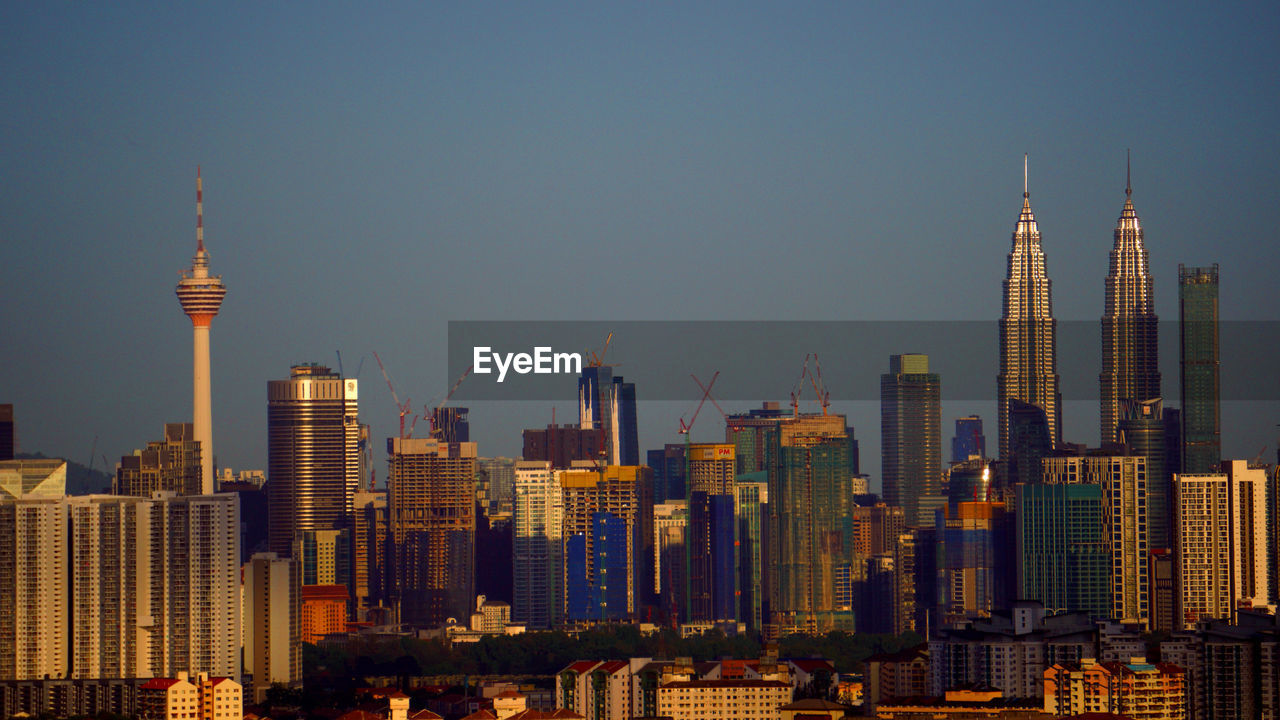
448,321,1279,402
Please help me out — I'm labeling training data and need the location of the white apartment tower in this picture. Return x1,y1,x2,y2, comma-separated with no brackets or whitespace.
243,552,301,703
0,497,69,680
513,460,563,629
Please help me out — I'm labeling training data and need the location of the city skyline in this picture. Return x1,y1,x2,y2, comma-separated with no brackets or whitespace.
2,4,1279,482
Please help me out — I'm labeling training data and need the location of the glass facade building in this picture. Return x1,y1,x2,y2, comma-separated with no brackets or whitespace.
1179,264,1220,473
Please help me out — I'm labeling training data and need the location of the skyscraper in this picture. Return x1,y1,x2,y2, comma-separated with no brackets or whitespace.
113,423,201,497
686,444,736,622
951,415,985,464
512,460,563,629
881,354,942,526
243,552,301,703
0,496,67,680
0,405,13,461
1015,482,1109,619
578,366,638,465
1118,398,1172,549
998,156,1061,461
266,364,361,557
1179,263,1220,473
767,414,854,634
560,465,651,621
175,169,227,494
387,437,477,627
1100,158,1160,445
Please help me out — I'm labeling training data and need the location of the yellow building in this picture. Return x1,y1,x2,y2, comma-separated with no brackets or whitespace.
656,679,791,720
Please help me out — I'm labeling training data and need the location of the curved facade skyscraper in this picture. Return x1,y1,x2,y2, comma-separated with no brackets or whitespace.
998,156,1060,461
1100,158,1159,444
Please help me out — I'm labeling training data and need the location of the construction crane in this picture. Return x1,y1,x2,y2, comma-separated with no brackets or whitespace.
789,353,830,417
678,371,720,440
373,351,417,440
690,373,728,425
428,365,473,438
585,332,614,368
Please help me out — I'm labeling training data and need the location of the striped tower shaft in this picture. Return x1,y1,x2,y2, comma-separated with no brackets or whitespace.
176,168,227,494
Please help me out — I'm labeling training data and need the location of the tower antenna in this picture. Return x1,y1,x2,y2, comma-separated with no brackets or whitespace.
1126,149,1132,198
1023,153,1028,199
196,166,205,252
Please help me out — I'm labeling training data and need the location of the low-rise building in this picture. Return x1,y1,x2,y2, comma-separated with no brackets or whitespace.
1043,658,1185,720
657,679,791,720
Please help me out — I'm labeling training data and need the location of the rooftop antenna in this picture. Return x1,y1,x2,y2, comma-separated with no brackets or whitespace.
1023,153,1029,199
1126,148,1132,198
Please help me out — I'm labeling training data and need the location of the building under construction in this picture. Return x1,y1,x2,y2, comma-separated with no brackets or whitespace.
559,465,653,622
387,437,477,627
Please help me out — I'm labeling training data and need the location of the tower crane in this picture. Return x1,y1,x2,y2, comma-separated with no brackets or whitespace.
428,365,473,438
373,351,417,440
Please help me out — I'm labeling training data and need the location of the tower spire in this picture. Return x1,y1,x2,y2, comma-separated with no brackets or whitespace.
1125,149,1131,198
196,166,205,253
1023,153,1029,199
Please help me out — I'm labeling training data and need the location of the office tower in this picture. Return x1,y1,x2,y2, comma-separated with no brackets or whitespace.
1100,161,1160,445
267,364,361,557
296,528,350,586
1005,400,1052,487
512,461,563,629
478,457,516,516
1179,264,1220,473
243,552,301,704
174,169,226,494
1042,455,1149,626
0,404,13,461
951,416,985,463
387,437,477,627
113,423,201,497
654,500,688,622
685,444,736,622
946,459,991,508
609,377,639,466
725,402,790,475
351,490,390,620
1118,398,1172,549
647,444,687,503
767,414,854,634
430,406,469,443
579,367,638,466
560,465,651,620
734,473,767,631
0,497,68,680
881,354,943,526
1148,548,1176,633
936,501,1012,626
998,157,1061,461
1015,483,1109,619
522,423,605,469
0,458,66,499
851,503,907,558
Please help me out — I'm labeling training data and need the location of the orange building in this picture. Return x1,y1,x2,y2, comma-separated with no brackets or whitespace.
301,584,350,644
1044,657,1185,720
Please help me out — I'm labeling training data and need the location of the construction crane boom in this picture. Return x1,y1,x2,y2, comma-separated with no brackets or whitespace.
373,351,416,440
429,365,473,437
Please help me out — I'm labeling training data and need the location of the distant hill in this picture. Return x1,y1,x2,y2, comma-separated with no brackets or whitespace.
16,452,114,495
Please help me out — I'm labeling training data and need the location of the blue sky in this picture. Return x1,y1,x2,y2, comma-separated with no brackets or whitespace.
2,3,1277,483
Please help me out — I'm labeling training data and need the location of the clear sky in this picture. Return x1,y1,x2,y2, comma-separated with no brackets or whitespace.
2,2,1277,484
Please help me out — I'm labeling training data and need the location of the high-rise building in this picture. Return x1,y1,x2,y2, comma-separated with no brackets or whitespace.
1179,263,1220,473
387,437,476,627
998,156,1061,461
296,528,350,587
935,501,1013,626
1,492,241,682
1100,161,1160,446
578,367,639,466
881,354,943,527
0,404,13,461
242,552,301,704
0,458,66,499
686,444,736,622
725,402,790,475
351,490,390,620
523,423,605,470
560,465,652,620
950,416,985,464
1005,400,1052,487
1172,461,1274,629
0,496,68,680
113,423,201,497
733,472,767,632
1042,455,1149,626
1117,398,1173,550
266,364,361,557
653,500,688,623
430,406,469,443
174,169,227,494
1015,482,1109,619
767,414,855,634
512,460,563,629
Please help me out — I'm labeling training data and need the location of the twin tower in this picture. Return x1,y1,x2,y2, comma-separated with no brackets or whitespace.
997,154,1158,459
